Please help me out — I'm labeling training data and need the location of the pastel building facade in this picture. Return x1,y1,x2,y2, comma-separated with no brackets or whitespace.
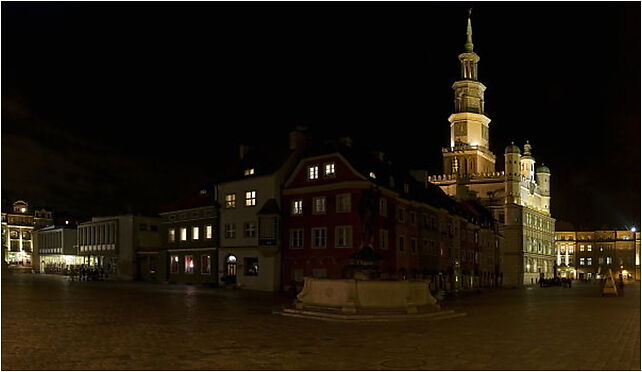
555,229,640,281
2,200,53,268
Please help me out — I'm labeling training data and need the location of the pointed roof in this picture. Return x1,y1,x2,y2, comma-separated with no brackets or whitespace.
464,8,474,52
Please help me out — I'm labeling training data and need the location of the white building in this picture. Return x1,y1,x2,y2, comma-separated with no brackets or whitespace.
218,128,306,291
33,225,81,273
76,215,161,280
426,13,555,287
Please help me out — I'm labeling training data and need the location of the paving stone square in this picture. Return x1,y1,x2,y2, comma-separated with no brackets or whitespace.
2,274,639,370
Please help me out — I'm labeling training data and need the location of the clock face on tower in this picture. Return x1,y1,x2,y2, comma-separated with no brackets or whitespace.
454,122,467,136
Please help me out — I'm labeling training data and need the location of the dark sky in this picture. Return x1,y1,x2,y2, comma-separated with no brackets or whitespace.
2,2,640,229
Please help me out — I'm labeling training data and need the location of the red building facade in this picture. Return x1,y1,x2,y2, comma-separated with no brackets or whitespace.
282,148,502,292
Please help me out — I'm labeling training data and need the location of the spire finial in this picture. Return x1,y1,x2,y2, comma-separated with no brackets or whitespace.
464,8,474,52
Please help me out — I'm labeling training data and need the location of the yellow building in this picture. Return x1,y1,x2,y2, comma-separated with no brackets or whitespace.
425,13,555,287
555,229,640,281
2,200,53,268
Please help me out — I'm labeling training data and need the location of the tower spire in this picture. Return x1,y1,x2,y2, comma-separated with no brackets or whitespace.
465,8,474,52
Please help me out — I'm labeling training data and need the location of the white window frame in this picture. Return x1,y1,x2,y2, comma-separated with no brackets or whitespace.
244,222,256,238
335,226,352,248
225,193,236,208
290,229,304,249
245,190,256,207
311,227,327,249
224,224,236,239
312,196,326,215
292,200,303,216
308,165,319,180
336,193,351,213
323,162,335,177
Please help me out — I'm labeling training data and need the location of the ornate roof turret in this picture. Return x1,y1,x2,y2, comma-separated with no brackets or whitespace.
537,164,551,174
505,141,521,154
522,140,534,159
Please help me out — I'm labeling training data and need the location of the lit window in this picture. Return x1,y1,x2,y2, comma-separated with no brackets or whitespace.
380,229,388,250
292,200,303,216
579,257,585,266
170,255,179,274
308,166,319,180
224,224,236,239
312,196,326,214
168,228,175,243
606,256,612,265
244,168,255,176
185,255,194,274
335,226,352,248
245,191,256,206
180,227,187,241
201,255,211,274
312,228,327,248
379,198,387,217
192,226,200,240
336,193,351,213
244,257,259,276
244,222,256,238
290,229,304,249
225,194,236,208
324,163,335,177
587,245,592,252
580,245,585,252
205,225,213,239
587,257,592,266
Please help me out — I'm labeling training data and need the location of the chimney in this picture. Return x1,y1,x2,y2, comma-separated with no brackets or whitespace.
338,136,353,148
289,126,307,151
239,144,251,160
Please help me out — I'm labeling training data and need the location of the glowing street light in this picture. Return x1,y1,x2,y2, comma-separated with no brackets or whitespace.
631,227,636,233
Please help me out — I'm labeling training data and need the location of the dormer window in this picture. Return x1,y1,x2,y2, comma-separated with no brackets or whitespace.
244,168,255,176
308,165,319,180
324,163,335,177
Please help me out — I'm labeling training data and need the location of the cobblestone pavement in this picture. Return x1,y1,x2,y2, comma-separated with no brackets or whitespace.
2,274,640,370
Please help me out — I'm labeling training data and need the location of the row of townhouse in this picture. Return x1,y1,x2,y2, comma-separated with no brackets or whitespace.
24,129,504,292
555,229,641,281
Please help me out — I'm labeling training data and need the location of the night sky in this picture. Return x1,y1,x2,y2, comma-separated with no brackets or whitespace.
2,2,640,229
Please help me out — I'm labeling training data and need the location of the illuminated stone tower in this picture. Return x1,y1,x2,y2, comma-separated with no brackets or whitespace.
443,10,496,176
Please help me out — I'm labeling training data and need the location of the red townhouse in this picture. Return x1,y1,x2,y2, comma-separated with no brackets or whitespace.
281,140,503,292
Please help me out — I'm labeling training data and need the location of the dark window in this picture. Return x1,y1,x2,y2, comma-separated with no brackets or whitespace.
244,257,259,276
150,225,158,232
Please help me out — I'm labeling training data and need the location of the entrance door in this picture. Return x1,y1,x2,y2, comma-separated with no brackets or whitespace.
225,255,237,284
